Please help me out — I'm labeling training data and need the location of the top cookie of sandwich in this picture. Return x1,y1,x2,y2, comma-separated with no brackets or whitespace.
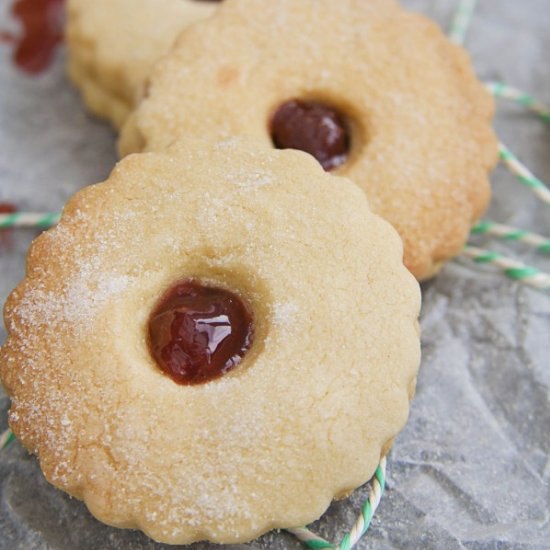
119,0,498,280
66,0,219,128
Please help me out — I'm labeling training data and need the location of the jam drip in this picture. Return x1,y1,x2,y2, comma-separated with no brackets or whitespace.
0,202,17,250
1,0,65,75
271,100,350,171
148,281,254,385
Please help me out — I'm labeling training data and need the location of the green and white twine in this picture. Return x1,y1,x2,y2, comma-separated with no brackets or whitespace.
471,221,550,252
498,143,550,206
0,428,14,450
486,82,550,122
286,457,386,550
449,0,479,45
463,246,550,290
0,212,60,229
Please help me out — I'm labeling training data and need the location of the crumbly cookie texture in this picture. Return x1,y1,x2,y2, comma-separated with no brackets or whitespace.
119,0,498,281
66,0,218,128
0,138,420,545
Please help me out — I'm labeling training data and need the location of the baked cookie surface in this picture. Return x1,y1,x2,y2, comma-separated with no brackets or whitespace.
119,0,498,280
66,0,219,128
0,138,420,545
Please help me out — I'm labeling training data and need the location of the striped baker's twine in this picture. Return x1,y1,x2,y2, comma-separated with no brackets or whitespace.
498,143,550,206
0,212,60,229
462,245,550,290
448,0,478,45
486,82,550,122
471,221,550,253
286,457,386,550
286,527,334,549
0,428,14,450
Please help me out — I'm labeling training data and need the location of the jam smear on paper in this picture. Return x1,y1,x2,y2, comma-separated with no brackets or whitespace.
0,202,17,250
1,0,65,75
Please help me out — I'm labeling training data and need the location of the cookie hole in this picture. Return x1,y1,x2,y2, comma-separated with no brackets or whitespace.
148,279,254,386
269,99,351,172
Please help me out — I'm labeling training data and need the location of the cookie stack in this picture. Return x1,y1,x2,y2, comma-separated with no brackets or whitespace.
0,0,497,545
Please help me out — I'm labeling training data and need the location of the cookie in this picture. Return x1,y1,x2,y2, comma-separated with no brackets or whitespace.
66,0,219,128
0,138,420,545
119,0,498,280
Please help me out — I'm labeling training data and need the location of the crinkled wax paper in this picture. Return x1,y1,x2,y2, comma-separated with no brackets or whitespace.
0,0,548,548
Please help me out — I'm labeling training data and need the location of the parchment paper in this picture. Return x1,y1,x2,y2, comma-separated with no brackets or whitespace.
0,1,549,548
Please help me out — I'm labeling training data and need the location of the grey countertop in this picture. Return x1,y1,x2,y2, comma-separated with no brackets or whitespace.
0,1,549,548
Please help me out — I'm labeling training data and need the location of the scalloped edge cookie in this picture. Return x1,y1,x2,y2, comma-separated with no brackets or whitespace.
1,137,420,544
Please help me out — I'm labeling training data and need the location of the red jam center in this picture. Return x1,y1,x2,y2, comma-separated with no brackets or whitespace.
270,100,350,171
148,281,254,385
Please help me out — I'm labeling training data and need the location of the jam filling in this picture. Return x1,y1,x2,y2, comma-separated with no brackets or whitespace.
148,281,254,385
270,100,350,171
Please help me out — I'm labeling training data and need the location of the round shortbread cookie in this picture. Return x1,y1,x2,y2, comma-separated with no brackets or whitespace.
0,138,420,545
119,0,498,281
66,0,219,128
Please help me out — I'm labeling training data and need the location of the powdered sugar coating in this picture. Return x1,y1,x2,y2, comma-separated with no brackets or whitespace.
119,0,498,280
0,138,420,544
